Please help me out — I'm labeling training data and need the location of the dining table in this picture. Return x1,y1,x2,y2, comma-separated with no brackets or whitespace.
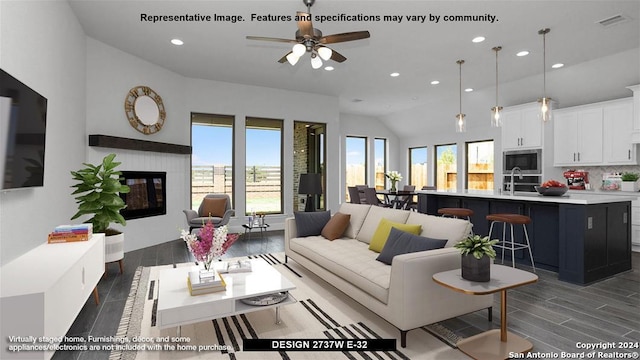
375,189,417,209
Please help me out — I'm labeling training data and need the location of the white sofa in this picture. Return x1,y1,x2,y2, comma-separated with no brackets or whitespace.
285,203,493,347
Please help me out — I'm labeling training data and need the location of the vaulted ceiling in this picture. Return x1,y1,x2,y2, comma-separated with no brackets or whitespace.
69,1,639,126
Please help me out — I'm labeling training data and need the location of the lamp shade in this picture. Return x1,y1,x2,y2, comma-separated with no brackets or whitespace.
298,173,322,195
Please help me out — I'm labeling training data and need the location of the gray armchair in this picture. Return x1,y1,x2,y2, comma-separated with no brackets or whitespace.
183,194,235,232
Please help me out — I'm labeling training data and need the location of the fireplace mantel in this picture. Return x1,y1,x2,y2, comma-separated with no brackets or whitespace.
88,134,191,154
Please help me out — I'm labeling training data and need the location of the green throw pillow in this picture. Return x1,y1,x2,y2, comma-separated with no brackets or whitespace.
369,218,422,253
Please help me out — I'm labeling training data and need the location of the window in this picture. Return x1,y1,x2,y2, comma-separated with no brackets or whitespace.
409,146,428,189
246,117,283,214
190,113,234,210
346,136,367,201
435,144,457,190
374,138,387,190
466,140,494,190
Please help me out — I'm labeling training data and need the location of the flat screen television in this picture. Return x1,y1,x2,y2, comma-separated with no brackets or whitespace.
0,68,48,190
119,171,167,220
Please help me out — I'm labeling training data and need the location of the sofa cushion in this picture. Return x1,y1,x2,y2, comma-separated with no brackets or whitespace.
376,227,448,265
356,206,411,244
405,212,472,247
369,218,422,253
337,203,371,239
294,211,331,237
200,197,226,217
321,212,351,240
289,237,391,304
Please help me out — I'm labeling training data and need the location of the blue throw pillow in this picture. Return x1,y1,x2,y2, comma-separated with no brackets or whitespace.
376,227,448,265
294,211,331,237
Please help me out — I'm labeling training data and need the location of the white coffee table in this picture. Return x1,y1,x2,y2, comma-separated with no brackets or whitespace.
157,258,296,333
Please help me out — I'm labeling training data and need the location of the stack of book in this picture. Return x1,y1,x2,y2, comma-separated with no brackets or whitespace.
48,224,93,243
187,270,226,296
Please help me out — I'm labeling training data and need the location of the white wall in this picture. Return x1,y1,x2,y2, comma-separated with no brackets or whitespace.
385,49,639,190
85,38,341,252
0,1,87,265
340,113,400,194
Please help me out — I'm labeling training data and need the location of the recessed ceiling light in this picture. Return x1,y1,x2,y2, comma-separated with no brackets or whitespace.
390,72,400,77
411,96,418,100
516,50,529,57
324,66,334,71
552,63,564,69
171,39,184,45
465,88,473,92
430,80,440,85
472,36,485,43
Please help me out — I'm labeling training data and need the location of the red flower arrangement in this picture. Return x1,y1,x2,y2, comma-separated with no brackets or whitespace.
180,221,238,270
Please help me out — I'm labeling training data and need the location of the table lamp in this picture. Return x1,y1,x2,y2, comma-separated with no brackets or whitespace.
298,173,322,212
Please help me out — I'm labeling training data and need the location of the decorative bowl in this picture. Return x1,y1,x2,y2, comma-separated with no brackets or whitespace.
534,186,568,196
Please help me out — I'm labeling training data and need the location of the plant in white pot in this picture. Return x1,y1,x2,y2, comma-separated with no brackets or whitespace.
454,234,499,282
621,172,639,192
71,153,130,274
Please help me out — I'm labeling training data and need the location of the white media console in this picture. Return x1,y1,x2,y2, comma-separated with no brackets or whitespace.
0,234,105,360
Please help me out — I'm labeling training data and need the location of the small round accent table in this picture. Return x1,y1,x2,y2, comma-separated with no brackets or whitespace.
242,222,269,240
433,264,538,360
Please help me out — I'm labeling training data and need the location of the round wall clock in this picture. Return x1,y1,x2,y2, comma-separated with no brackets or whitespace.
124,86,166,135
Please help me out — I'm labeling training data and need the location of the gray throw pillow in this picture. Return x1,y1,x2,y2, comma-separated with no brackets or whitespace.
376,227,448,265
294,211,331,237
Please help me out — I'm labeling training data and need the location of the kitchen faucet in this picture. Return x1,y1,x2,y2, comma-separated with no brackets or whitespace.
509,167,523,196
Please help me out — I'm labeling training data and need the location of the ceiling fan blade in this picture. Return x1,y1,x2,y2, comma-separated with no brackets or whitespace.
330,49,347,63
320,31,370,44
246,36,297,44
296,11,314,38
278,51,293,63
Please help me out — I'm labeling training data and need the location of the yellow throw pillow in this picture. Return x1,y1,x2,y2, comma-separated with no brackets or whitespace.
369,218,422,253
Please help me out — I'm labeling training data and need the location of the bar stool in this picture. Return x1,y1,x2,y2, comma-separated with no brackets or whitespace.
438,208,474,235
486,213,536,272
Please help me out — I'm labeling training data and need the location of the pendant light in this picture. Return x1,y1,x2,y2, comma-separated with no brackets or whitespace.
538,28,552,122
491,46,503,127
455,60,466,133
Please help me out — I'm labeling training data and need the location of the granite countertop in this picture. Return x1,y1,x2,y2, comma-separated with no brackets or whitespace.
416,189,638,204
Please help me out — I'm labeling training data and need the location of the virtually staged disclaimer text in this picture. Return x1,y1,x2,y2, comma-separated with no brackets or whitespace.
139,12,498,24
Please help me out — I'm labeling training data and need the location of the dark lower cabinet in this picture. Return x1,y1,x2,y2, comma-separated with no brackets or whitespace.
559,202,631,284
418,193,632,284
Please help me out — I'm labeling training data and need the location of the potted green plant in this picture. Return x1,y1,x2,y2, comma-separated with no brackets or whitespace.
621,172,640,192
70,153,130,272
453,234,499,282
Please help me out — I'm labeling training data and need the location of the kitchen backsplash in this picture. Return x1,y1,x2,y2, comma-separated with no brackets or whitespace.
562,165,640,190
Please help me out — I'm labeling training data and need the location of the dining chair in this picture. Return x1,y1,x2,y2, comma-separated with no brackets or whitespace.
398,185,416,210
347,186,361,204
363,187,392,207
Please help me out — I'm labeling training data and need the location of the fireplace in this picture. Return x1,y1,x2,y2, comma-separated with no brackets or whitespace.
119,171,166,220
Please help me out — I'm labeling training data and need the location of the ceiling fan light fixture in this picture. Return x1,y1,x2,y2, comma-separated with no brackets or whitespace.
292,43,306,57
286,52,300,66
311,53,323,69
317,46,332,61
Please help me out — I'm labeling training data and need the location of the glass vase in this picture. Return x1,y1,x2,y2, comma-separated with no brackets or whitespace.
390,181,397,192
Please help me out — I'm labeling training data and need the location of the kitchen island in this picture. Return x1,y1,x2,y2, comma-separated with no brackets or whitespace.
417,190,634,284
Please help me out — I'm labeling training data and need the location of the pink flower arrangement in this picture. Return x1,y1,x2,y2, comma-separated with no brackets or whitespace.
180,221,237,270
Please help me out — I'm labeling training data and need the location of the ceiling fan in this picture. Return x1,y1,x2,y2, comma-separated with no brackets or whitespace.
246,0,370,69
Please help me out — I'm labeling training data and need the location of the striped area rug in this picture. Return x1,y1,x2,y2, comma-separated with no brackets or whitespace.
110,253,468,360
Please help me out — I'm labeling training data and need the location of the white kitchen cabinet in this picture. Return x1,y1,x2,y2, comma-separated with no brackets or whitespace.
501,104,543,150
0,234,105,360
603,98,636,165
553,105,603,166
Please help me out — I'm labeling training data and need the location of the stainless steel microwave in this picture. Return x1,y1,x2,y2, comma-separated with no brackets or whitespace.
503,149,542,174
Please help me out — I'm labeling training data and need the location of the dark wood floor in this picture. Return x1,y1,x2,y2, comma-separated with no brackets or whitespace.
55,232,639,360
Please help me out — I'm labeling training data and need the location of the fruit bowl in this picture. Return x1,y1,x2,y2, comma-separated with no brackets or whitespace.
534,186,568,196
